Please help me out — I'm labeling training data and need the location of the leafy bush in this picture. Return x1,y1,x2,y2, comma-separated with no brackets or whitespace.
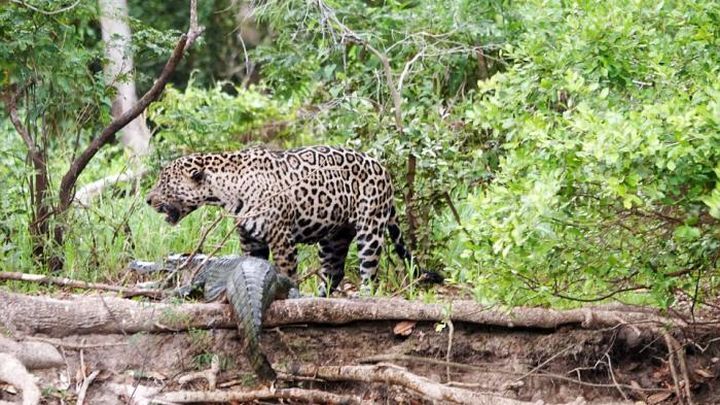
459,0,720,306
147,81,297,157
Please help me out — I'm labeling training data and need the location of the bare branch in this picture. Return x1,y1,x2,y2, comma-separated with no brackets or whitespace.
0,271,163,299
363,42,404,131
57,34,188,211
4,83,41,166
9,0,81,15
397,49,425,94
185,0,205,50
58,0,204,213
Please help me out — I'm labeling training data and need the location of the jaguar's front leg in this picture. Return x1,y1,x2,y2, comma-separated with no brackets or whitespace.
267,229,298,278
238,228,270,260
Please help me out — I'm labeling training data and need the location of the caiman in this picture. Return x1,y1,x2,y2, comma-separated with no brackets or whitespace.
129,254,298,382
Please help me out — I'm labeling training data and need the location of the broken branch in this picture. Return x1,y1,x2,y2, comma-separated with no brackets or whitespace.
0,271,163,299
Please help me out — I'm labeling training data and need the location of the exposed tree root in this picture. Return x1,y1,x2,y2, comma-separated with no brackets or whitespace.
0,353,41,405
0,291,688,337
178,354,219,389
76,369,100,405
664,332,694,405
285,363,538,405
360,354,671,393
107,383,363,404
155,387,363,404
0,336,63,369
24,336,127,350
106,383,160,405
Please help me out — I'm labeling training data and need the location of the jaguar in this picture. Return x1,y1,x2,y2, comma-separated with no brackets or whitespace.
145,145,441,295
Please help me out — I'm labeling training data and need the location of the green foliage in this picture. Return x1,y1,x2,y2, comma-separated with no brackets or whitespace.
147,80,296,157
0,2,109,157
0,123,33,268
128,0,263,90
459,0,720,306
4,0,720,310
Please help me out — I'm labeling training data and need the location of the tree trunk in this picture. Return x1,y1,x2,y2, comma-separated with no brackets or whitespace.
98,0,151,156
3,1,201,272
4,87,55,269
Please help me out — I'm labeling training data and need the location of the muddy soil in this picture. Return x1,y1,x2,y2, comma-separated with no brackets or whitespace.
4,320,719,404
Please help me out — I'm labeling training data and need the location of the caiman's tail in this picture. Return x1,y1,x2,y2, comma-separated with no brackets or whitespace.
226,265,277,382
204,257,281,383
386,206,444,285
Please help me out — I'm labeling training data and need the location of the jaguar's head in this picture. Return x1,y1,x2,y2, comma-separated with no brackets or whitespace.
146,154,216,225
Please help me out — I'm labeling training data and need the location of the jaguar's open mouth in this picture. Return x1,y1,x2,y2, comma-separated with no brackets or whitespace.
157,203,181,225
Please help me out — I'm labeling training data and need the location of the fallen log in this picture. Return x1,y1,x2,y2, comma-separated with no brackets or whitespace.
0,290,684,337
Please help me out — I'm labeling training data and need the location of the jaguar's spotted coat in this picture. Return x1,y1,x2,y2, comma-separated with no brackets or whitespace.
146,145,439,295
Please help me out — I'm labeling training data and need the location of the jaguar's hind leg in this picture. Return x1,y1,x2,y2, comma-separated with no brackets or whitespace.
317,226,355,297
354,224,385,296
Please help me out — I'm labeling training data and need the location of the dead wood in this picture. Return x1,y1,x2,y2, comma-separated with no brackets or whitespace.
0,272,162,299
74,168,147,206
285,363,531,405
107,383,362,405
153,387,363,404
76,369,100,405
0,291,686,337
0,353,41,405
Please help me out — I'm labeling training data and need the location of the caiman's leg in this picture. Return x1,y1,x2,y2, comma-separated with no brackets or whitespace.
317,225,355,297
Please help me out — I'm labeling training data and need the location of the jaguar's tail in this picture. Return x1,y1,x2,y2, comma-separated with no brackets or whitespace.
386,206,444,285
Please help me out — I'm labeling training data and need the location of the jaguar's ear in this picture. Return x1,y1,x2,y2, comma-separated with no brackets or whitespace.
184,160,205,184
189,168,205,183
